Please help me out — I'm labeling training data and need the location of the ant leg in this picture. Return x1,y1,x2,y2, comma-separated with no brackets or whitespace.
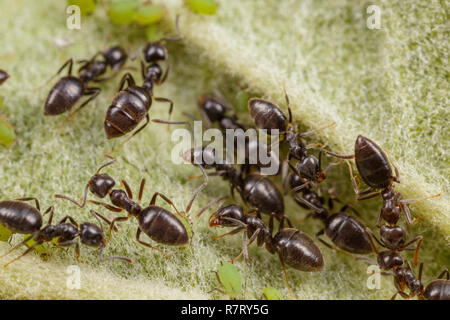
281,161,290,195
365,227,386,249
15,197,40,211
297,122,336,138
231,228,262,264
162,14,183,42
58,215,79,228
95,155,116,173
354,256,378,265
158,65,171,85
107,215,131,241
277,252,295,300
136,178,145,204
282,79,293,124
211,227,244,240
58,240,83,263
403,235,423,265
391,291,409,300
437,268,449,280
33,59,73,92
55,183,90,208
344,160,379,199
4,241,43,267
399,194,440,205
58,87,101,133
320,148,354,160
89,210,118,232
153,97,174,118
108,115,150,155
43,206,54,225
88,199,123,213
117,72,135,92
196,196,227,218
121,180,133,200
136,228,171,258
185,165,209,216
398,202,416,226
0,233,36,259
150,192,189,221
97,244,132,263
339,204,362,218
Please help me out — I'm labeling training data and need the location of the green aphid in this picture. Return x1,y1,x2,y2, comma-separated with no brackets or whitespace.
67,0,97,16
215,261,243,299
0,95,3,109
145,25,164,41
185,0,217,15
108,0,139,25
24,237,51,259
0,225,12,242
0,117,15,147
134,4,166,26
235,90,250,113
263,286,284,300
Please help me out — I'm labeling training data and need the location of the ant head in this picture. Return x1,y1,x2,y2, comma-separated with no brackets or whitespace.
80,222,103,247
143,42,167,63
89,173,115,198
297,155,321,182
209,204,244,227
380,225,405,250
103,46,128,71
377,251,404,270
198,94,227,123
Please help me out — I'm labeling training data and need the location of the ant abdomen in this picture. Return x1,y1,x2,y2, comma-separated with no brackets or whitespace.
423,279,450,300
248,98,287,132
104,87,151,139
139,206,189,246
45,77,84,115
241,174,285,219
354,135,392,188
0,200,43,234
271,228,324,272
325,213,372,254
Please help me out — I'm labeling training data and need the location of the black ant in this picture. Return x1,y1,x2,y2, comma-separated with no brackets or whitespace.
135,15,183,93
346,135,439,227
183,145,291,229
55,157,207,257
199,199,323,298
0,70,9,85
391,261,449,300
248,84,353,191
0,198,129,266
356,224,423,273
195,91,280,174
44,45,128,126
